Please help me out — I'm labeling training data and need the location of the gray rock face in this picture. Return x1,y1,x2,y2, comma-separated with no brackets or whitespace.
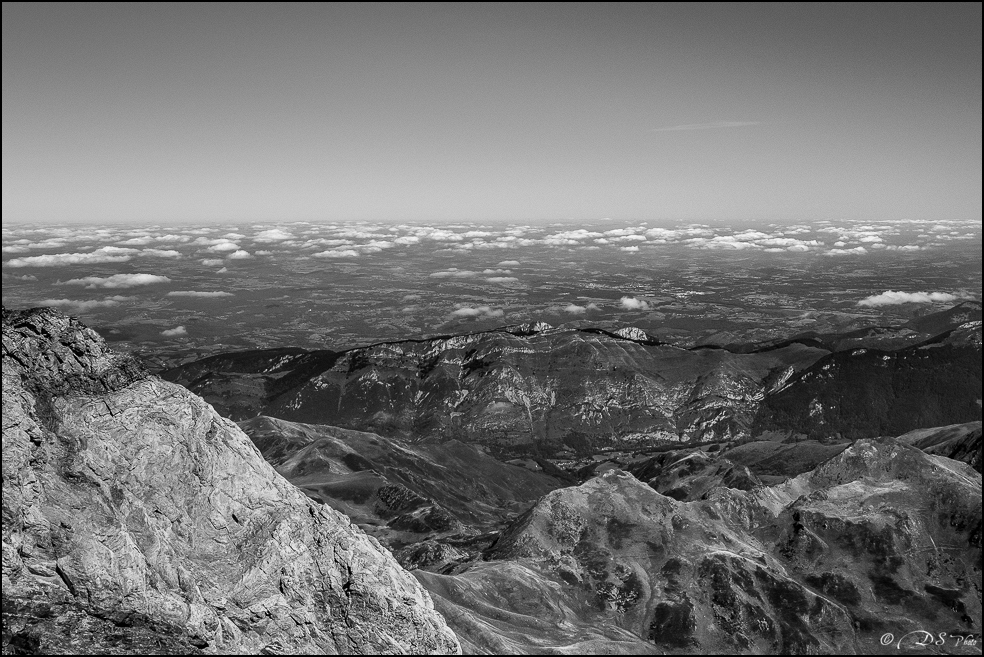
166,328,827,457
417,440,982,654
1,307,460,655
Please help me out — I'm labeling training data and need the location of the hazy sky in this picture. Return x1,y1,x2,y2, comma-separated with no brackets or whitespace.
3,3,981,224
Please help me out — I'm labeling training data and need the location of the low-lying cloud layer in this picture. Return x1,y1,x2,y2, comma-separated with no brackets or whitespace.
3,218,979,270
166,290,235,298
858,291,961,307
57,273,171,289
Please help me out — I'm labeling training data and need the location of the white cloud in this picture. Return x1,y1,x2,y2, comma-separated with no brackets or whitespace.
562,303,587,314
497,260,520,267
161,326,188,337
450,305,504,318
857,291,961,307
4,248,135,267
253,229,293,242
57,273,171,289
166,291,235,298
141,248,182,258
824,247,868,256
430,268,478,278
313,249,360,258
39,296,133,311
486,277,519,283
226,250,253,259
207,241,240,252
620,297,651,310
201,258,225,266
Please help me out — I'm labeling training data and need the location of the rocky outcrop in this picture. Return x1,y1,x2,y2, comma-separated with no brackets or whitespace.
1,307,459,654
416,440,981,654
166,327,827,457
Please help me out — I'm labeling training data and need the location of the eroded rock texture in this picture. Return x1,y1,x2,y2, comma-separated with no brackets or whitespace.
166,326,827,457
417,440,982,654
1,307,460,655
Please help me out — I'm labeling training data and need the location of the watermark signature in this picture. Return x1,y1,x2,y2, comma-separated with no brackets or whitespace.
880,631,980,650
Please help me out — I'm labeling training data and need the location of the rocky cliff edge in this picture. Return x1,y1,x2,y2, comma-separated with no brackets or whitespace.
1,307,460,655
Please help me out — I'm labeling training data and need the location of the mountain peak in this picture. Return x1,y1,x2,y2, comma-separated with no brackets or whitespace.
2,307,460,654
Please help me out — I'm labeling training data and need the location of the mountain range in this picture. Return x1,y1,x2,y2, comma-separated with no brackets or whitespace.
2,303,981,655
162,302,981,458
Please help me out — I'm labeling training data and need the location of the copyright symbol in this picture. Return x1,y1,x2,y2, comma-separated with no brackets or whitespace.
880,633,895,646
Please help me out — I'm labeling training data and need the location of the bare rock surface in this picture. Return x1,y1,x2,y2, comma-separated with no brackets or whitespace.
416,440,982,654
2,307,460,655
166,327,827,457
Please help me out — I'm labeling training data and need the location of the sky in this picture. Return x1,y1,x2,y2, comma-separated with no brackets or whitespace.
2,2,981,225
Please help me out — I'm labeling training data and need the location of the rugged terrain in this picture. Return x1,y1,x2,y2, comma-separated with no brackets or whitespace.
752,321,982,441
1,307,459,654
162,305,982,458
417,440,982,654
166,325,829,457
240,416,564,567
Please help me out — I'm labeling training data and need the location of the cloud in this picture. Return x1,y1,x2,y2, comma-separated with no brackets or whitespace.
650,121,761,132
207,241,240,252
57,273,171,289
486,277,519,283
450,305,504,318
253,229,293,242
166,291,235,298
561,303,588,314
161,326,188,337
857,291,960,307
141,248,182,258
226,250,253,259
824,246,868,256
620,297,651,310
4,247,137,267
313,249,360,258
201,258,225,266
497,260,520,267
430,268,478,278
39,296,133,311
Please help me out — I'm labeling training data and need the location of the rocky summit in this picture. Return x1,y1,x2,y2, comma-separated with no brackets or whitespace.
1,307,459,655
417,439,982,654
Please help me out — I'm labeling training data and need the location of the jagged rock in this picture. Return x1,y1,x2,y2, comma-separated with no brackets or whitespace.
611,326,654,343
416,440,982,654
167,327,827,457
1,307,460,655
